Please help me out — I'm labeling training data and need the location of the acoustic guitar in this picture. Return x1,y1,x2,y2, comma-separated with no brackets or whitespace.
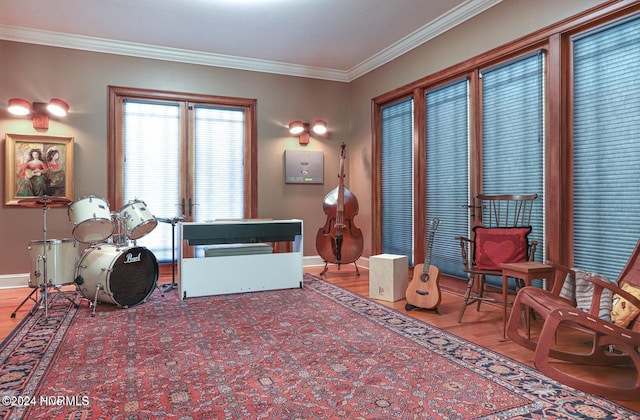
405,218,441,312
25,168,44,178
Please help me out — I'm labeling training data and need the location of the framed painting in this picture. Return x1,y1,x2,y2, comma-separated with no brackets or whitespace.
5,133,74,206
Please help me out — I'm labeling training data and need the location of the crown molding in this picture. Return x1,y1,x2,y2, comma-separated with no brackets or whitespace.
347,0,503,80
0,0,500,83
0,24,351,82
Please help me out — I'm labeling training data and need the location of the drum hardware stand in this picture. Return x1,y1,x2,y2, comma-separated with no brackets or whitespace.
155,273,166,297
74,279,103,318
10,283,58,318
12,256,62,318
38,197,50,318
111,212,128,250
10,287,38,318
12,195,76,318
38,281,79,312
10,281,79,318
158,215,185,293
73,258,107,318
86,283,103,318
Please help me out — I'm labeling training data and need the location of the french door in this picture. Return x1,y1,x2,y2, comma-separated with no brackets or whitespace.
108,87,257,262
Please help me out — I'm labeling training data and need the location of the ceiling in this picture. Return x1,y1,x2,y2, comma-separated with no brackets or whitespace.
0,0,502,82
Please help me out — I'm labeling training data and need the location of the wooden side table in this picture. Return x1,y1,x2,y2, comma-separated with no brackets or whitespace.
500,262,555,338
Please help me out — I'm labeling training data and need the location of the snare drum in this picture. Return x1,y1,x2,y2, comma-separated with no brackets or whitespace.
120,200,157,240
28,239,79,288
68,195,114,243
75,244,158,308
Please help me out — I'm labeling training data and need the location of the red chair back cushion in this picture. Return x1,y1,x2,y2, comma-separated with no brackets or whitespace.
473,226,531,270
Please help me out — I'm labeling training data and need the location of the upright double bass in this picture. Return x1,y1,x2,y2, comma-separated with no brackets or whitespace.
316,143,364,275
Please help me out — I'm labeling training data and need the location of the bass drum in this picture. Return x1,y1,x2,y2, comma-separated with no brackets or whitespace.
75,244,158,308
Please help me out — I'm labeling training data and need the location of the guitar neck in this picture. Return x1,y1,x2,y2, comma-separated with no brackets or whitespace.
424,242,433,268
423,218,440,270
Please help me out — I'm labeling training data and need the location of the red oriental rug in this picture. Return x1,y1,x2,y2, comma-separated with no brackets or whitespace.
1,274,638,419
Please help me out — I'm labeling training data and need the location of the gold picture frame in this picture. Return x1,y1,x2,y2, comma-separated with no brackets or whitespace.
5,133,74,206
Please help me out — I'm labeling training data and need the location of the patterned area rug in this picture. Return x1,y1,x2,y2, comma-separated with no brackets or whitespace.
1,275,638,419
0,292,78,420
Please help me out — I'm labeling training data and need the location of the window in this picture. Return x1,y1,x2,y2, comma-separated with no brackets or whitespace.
425,78,469,277
373,3,640,279
192,105,246,223
380,98,414,264
480,52,545,259
377,52,545,279
572,15,640,279
108,87,257,262
123,100,181,262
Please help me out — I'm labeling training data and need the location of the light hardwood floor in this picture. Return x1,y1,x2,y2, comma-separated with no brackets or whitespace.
1,265,638,412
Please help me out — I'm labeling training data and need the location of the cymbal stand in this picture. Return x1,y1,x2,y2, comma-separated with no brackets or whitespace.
11,195,79,318
42,200,50,317
9,277,76,318
31,201,78,317
158,215,185,292
11,199,52,318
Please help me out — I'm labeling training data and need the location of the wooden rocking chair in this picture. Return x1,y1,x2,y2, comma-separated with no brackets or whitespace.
506,240,640,401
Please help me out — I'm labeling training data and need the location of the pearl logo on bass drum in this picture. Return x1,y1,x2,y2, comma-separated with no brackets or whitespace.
125,252,142,264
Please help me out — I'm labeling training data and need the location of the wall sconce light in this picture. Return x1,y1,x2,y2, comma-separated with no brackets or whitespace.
8,98,31,115
7,97,69,129
288,120,327,145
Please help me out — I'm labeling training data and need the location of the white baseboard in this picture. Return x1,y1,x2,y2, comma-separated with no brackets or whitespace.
0,273,29,289
303,255,327,267
303,255,369,269
0,256,369,290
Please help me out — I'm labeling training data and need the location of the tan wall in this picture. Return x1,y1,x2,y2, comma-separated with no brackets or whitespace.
0,0,606,280
346,0,607,258
0,41,349,276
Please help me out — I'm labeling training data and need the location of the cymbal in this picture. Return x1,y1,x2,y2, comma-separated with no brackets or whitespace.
18,196,71,208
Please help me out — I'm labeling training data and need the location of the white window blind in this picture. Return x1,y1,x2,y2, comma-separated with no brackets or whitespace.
193,105,245,222
124,100,181,262
122,101,246,261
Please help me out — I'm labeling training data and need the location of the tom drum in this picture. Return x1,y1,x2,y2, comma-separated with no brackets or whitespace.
75,244,158,308
120,200,157,240
68,195,114,244
28,238,79,288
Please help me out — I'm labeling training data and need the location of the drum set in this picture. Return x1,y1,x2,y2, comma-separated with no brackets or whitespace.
12,195,160,318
